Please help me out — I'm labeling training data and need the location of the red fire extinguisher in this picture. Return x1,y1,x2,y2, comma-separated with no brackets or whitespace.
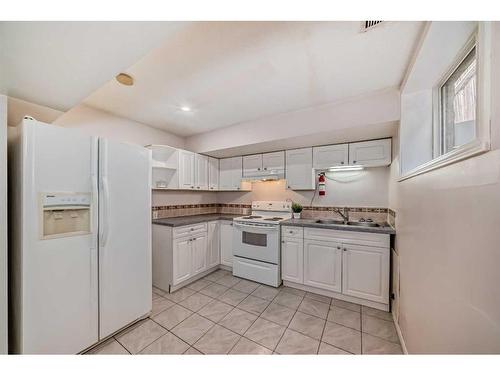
318,173,326,196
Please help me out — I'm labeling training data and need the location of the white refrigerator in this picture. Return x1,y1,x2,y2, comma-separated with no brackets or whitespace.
9,119,152,354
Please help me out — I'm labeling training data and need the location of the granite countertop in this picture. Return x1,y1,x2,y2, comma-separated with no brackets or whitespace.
281,218,396,235
152,214,241,227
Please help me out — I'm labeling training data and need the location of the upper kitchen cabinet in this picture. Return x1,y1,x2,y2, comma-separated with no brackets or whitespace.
243,154,263,176
178,150,196,189
262,151,285,172
348,139,392,167
285,148,315,190
219,156,251,191
313,144,348,169
208,157,219,191
146,145,179,189
194,154,209,190
243,151,285,177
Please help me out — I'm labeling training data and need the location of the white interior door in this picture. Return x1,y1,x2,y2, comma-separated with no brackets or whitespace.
23,121,98,353
99,138,152,339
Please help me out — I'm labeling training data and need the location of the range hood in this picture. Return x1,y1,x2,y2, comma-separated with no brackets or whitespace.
242,169,285,182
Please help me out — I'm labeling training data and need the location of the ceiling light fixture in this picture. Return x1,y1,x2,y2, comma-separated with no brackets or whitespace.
115,73,134,86
180,106,191,112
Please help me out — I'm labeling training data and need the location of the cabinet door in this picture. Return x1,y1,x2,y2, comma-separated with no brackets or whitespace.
342,244,389,303
195,154,209,190
192,234,208,276
173,238,192,285
207,221,220,268
220,157,242,190
220,222,234,266
208,157,219,191
262,151,284,171
285,148,314,190
313,144,348,169
281,237,303,284
303,239,342,292
178,150,195,189
243,154,263,176
348,139,391,167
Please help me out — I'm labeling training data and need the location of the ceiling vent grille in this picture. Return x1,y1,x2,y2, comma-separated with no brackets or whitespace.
361,21,384,32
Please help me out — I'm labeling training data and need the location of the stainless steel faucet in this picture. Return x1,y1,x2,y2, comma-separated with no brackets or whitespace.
333,207,349,224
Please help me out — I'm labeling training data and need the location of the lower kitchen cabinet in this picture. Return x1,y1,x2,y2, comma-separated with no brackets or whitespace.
172,237,193,285
342,243,389,304
192,234,208,276
281,237,304,284
153,220,234,292
220,221,234,266
281,225,391,311
207,221,220,268
303,239,342,293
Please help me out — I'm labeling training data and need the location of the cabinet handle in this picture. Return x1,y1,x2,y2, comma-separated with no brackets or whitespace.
343,248,347,251
281,241,285,244
192,238,197,241
191,186,194,188
257,168,261,171
264,167,267,170
353,161,357,164
197,186,200,189
190,228,194,231
337,246,341,250
341,161,344,165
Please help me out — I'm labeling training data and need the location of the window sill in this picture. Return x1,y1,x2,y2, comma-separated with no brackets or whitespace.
398,139,490,181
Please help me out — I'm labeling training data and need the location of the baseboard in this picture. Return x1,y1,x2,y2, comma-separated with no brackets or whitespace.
392,313,408,354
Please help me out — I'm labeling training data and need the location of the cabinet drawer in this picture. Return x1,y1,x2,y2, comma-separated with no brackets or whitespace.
173,223,207,238
304,227,389,248
281,226,303,239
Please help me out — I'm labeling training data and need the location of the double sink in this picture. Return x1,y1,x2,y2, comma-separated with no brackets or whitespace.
314,219,381,228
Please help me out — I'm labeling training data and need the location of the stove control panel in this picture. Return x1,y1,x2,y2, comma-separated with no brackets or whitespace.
251,201,291,211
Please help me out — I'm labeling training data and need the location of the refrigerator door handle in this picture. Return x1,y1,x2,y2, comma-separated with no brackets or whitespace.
100,176,110,246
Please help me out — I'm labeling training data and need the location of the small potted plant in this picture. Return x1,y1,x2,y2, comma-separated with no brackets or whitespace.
291,202,303,219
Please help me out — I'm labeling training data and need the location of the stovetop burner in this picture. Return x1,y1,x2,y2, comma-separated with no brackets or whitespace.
241,215,263,219
263,217,284,221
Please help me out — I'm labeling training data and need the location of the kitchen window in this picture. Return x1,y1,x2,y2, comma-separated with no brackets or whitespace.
439,43,477,155
399,22,491,181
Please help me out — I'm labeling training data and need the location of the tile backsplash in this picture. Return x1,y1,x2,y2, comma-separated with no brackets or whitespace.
152,203,251,219
152,203,396,227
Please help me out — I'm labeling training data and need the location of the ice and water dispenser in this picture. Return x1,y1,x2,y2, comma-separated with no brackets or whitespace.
40,193,91,239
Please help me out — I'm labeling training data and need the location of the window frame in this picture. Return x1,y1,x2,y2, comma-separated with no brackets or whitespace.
399,22,491,182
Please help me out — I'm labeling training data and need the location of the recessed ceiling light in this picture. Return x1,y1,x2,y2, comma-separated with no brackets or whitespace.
180,106,191,112
115,73,134,86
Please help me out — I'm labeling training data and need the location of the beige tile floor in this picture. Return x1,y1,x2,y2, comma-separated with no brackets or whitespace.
88,269,403,355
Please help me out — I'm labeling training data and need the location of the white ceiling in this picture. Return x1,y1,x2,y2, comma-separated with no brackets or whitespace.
0,21,189,111
83,21,423,136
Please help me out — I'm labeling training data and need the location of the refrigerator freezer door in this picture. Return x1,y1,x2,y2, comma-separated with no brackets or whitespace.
20,121,99,353
98,139,152,339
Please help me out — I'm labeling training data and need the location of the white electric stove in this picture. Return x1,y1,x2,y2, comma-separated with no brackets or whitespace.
232,201,292,287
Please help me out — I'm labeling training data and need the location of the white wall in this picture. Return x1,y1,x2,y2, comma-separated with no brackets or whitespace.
186,88,400,155
391,21,500,353
217,168,389,208
53,104,185,148
7,96,64,127
0,95,7,354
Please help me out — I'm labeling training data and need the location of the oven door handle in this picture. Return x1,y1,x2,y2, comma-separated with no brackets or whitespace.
233,222,279,232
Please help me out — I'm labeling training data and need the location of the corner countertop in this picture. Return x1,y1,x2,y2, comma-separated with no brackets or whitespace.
281,218,396,235
152,214,241,227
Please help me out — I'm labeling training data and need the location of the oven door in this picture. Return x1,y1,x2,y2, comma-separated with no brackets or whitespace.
233,222,279,264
